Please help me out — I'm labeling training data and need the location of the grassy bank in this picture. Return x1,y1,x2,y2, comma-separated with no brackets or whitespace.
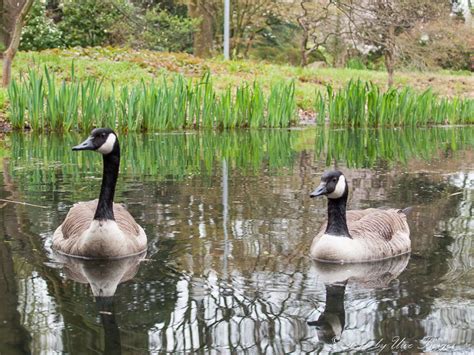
1,47,473,130
3,47,474,107
7,66,473,131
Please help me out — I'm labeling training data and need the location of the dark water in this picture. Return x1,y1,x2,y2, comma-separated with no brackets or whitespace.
0,127,472,354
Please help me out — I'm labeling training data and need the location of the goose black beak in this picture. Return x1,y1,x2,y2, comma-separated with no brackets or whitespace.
72,136,95,151
310,183,327,198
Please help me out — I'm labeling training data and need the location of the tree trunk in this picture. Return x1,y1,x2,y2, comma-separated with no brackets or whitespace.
243,31,256,58
1,0,10,49
300,30,309,66
384,50,394,88
384,25,396,88
332,12,346,68
2,0,34,87
188,0,214,58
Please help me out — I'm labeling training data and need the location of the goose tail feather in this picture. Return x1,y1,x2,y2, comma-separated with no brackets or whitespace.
400,207,413,216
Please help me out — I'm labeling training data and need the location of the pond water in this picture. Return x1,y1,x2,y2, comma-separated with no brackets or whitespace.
0,127,472,354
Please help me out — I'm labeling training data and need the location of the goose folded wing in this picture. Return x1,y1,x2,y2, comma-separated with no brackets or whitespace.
113,203,141,237
348,209,408,241
60,200,97,239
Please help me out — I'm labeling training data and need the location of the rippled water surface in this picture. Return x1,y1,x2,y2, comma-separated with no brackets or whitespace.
0,127,472,354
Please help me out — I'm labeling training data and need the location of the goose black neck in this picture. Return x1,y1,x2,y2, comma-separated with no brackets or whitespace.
326,193,351,238
96,297,122,355
94,146,120,221
324,283,346,316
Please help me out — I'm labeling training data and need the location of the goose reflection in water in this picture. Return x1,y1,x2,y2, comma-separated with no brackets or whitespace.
308,254,410,343
53,252,146,354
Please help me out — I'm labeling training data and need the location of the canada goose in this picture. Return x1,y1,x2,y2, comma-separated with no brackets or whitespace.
53,128,147,259
309,170,411,263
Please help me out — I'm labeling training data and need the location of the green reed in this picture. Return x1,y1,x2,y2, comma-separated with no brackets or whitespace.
316,80,473,127
7,79,27,129
7,68,296,132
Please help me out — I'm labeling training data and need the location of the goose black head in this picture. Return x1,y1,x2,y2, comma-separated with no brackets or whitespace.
310,170,348,199
73,128,118,155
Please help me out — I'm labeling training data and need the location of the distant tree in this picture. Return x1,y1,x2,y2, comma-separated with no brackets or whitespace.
333,0,450,87
142,8,198,52
451,0,473,27
231,0,278,58
187,0,217,57
291,0,340,66
2,0,35,87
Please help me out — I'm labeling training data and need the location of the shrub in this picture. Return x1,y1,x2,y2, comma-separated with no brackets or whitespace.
58,0,122,47
20,1,63,51
345,58,366,70
397,19,473,71
141,10,198,53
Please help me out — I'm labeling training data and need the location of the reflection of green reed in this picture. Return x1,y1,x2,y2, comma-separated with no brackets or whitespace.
316,80,474,127
9,130,297,185
9,127,473,190
315,126,474,168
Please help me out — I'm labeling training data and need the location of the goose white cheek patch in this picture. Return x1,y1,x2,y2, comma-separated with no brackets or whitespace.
98,134,116,155
328,175,346,199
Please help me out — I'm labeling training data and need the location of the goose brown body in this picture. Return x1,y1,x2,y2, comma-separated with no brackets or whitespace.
310,171,411,263
53,200,147,258
310,208,410,262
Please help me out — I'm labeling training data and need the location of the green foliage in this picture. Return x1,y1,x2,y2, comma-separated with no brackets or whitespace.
7,67,296,132
249,17,326,66
141,9,198,53
59,0,122,47
7,80,27,129
0,89,6,111
18,1,196,52
315,80,474,127
345,58,366,70
20,1,63,51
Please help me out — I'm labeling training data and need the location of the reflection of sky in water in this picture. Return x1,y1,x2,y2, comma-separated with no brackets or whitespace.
18,273,64,353
1,128,473,353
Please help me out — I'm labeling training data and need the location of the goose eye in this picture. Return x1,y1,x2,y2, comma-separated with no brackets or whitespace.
101,133,106,138
332,178,337,183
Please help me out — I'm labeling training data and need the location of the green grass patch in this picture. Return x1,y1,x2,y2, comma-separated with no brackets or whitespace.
4,47,473,111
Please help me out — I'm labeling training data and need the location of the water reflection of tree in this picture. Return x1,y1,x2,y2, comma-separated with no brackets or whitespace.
0,176,31,354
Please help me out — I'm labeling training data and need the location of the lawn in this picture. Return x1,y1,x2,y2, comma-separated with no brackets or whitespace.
1,46,472,114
